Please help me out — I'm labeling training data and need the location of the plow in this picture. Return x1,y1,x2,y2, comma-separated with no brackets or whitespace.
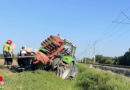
1,35,78,80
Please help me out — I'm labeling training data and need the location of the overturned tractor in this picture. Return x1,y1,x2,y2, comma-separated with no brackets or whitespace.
31,35,78,79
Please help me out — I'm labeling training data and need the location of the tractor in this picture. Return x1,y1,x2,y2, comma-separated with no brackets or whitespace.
31,35,78,79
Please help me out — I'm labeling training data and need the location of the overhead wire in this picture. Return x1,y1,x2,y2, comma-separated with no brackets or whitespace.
98,7,130,43
79,12,124,58
97,13,122,41
98,13,130,45
102,9,130,44
92,7,130,57
77,44,93,59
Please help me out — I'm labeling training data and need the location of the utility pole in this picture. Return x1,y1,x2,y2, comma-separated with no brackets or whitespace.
93,41,98,64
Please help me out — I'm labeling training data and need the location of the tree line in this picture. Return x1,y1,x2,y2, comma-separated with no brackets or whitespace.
81,48,130,66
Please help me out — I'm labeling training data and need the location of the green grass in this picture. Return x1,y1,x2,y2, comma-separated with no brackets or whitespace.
1,64,130,90
76,64,130,90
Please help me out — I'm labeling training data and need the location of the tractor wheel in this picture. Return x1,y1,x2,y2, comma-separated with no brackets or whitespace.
31,61,38,70
68,65,79,80
52,58,62,69
61,62,74,79
62,67,71,79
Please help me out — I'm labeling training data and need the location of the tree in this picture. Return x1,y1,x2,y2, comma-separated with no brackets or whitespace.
117,49,130,66
82,57,93,64
96,55,114,64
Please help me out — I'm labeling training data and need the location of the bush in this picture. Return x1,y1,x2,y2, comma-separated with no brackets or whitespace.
75,64,130,90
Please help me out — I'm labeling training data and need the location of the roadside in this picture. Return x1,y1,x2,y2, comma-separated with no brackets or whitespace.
0,64,130,90
0,59,17,65
0,59,17,76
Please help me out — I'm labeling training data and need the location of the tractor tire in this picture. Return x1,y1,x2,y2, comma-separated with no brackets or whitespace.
31,61,39,70
61,62,74,79
52,58,62,69
68,65,79,80
62,67,71,79
52,59,78,80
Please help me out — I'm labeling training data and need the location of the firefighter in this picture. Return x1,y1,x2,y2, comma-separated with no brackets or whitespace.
3,40,13,68
18,46,27,69
18,46,32,69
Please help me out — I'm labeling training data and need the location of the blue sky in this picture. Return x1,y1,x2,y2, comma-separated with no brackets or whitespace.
0,0,130,58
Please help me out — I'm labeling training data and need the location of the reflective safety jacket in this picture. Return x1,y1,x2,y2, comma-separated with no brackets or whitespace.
3,44,10,52
3,44,13,57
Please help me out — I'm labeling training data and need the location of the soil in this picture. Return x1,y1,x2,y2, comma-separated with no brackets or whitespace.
0,59,17,65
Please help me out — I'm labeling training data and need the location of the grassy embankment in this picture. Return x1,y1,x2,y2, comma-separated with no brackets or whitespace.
0,64,130,90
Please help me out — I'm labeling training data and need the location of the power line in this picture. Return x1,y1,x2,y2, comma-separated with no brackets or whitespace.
121,11,130,21
112,21,130,24
80,8,130,59
97,14,122,41
116,29,130,41
99,10,130,47
98,11,129,43
98,7,130,43
78,44,93,59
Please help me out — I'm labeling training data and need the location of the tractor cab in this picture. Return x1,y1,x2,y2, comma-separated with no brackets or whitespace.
62,39,76,64
64,39,76,58
52,39,78,80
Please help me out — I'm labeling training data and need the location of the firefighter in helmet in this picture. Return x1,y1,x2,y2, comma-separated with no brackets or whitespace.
3,40,13,68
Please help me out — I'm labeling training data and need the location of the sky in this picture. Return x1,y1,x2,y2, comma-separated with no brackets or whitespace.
0,0,130,58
